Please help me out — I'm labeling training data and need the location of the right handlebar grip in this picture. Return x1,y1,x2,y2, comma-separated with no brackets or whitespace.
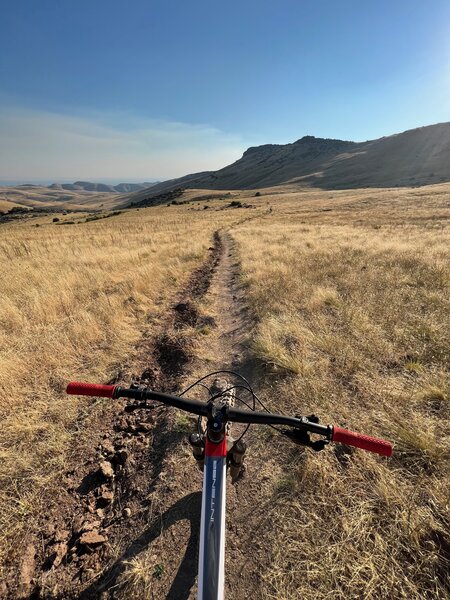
66,381,118,398
332,426,393,457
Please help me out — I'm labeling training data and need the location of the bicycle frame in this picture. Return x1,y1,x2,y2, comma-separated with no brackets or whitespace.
65,380,393,599
197,435,227,600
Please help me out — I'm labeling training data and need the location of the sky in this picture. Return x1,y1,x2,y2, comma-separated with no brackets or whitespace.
1,0,450,183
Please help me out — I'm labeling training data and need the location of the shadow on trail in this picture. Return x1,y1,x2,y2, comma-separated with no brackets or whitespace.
80,492,202,600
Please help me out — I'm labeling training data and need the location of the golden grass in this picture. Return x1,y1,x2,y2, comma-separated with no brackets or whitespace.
0,199,21,212
1,183,449,598
233,185,450,599
0,205,242,569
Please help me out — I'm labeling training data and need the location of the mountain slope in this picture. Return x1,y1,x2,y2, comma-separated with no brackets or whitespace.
123,122,450,205
48,181,157,193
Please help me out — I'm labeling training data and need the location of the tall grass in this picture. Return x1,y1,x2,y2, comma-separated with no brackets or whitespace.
2,184,449,598
233,187,450,599
0,206,238,567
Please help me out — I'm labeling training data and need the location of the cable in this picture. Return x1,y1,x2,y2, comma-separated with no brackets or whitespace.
177,370,286,441
180,381,212,397
180,370,255,396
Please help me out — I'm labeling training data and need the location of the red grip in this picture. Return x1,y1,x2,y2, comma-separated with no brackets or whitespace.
66,381,117,398
332,426,392,457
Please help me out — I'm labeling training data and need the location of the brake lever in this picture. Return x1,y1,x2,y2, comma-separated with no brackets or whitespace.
281,428,329,452
124,400,161,412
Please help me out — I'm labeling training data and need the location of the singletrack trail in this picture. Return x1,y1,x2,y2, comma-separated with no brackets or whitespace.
187,231,275,600
120,229,276,600
192,230,251,380
16,225,275,600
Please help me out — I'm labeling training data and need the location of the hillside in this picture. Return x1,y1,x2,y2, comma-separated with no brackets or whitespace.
124,121,450,205
0,185,127,213
4,122,450,213
48,181,157,193
0,182,158,213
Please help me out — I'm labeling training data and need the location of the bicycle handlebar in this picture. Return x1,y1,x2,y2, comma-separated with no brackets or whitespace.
66,381,392,457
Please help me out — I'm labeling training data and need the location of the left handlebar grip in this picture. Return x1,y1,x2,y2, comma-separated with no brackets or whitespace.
66,381,118,398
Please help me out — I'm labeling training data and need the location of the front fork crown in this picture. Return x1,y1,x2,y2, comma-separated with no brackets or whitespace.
189,433,247,479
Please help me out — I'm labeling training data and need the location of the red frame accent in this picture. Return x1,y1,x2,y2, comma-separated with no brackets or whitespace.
205,435,227,458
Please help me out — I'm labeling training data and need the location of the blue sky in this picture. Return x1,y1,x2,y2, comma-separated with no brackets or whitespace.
1,0,450,182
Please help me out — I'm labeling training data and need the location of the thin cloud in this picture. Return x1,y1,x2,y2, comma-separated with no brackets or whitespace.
0,107,246,181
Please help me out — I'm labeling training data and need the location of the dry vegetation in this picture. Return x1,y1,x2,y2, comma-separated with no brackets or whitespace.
233,184,450,599
1,183,449,598
0,185,122,211
0,205,240,574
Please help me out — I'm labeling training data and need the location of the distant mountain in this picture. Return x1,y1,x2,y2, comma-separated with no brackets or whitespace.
48,181,158,193
124,122,450,205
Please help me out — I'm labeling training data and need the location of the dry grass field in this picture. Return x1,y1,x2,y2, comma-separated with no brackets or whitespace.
0,184,449,598
0,185,122,211
233,185,450,599
0,205,242,574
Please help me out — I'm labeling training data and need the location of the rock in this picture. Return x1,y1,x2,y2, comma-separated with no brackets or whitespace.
122,507,132,518
81,520,101,533
54,528,70,543
100,440,115,455
18,544,36,597
96,490,114,507
79,531,107,546
52,542,68,568
99,460,114,479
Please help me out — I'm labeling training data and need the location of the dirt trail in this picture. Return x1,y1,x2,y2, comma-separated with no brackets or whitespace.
13,226,274,600
190,230,251,378
111,229,274,600
185,231,273,600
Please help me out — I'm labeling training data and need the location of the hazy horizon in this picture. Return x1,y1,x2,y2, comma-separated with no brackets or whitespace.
0,177,161,187
2,0,450,181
